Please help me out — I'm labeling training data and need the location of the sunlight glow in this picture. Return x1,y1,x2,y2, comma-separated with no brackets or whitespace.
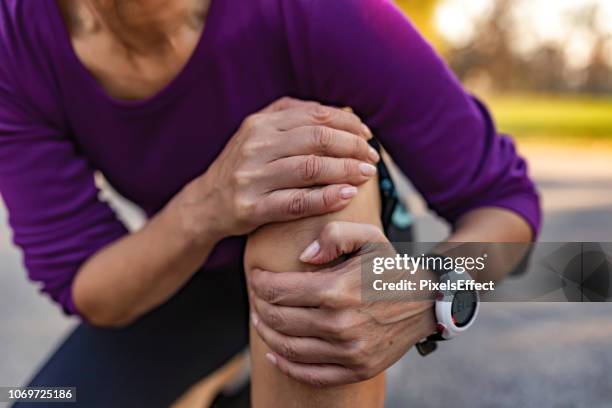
435,0,612,67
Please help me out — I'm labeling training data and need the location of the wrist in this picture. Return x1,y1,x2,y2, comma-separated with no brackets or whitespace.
169,174,227,248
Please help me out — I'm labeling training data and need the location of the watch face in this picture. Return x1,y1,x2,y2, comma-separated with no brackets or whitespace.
451,290,478,327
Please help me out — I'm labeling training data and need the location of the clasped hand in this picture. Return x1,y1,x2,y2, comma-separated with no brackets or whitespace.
249,221,437,387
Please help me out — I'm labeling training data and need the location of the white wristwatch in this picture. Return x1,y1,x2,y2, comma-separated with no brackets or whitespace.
416,255,480,356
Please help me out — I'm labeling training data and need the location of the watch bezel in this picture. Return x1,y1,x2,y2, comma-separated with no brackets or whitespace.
436,287,480,339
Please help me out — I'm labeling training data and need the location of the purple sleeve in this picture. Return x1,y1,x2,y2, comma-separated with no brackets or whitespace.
283,0,541,235
0,58,128,315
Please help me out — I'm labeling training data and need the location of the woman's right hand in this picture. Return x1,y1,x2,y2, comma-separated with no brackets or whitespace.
181,97,380,240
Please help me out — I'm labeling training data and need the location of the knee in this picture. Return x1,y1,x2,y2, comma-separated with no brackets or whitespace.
244,177,382,277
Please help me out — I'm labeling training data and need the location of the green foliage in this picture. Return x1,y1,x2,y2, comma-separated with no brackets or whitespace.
489,95,612,144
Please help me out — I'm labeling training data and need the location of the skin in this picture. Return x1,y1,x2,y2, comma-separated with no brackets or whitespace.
245,176,390,407
57,0,212,100
72,96,379,327
60,0,380,327
55,0,534,404
247,208,532,393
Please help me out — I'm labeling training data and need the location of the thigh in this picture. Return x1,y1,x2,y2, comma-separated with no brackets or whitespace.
13,260,249,408
244,177,385,408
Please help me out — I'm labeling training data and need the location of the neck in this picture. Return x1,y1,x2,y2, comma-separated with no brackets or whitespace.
83,0,208,53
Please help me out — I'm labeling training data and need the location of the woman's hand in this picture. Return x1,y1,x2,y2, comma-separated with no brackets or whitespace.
182,98,380,240
248,221,437,387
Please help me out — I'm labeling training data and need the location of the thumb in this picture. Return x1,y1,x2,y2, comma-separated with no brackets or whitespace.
299,221,385,265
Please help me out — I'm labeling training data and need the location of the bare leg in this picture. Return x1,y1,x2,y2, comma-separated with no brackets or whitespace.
244,177,385,408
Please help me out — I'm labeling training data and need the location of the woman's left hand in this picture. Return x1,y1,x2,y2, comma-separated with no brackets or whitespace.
248,221,437,387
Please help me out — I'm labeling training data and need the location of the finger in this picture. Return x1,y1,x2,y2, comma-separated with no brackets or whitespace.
253,316,348,365
300,221,386,264
252,296,336,338
261,97,320,113
268,105,372,140
249,268,331,307
272,126,379,163
266,353,360,387
261,184,357,222
265,156,377,189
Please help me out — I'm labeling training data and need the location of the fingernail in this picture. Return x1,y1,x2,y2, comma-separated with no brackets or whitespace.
300,240,320,262
368,146,380,163
359,163,377,177
340,186,358,199
266,353,278,365
362,124,373,139
251,311,259,326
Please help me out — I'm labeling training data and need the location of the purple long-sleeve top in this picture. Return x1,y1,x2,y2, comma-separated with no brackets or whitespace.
0,0,540,315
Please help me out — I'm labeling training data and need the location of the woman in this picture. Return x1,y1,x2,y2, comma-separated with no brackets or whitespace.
0,0,540,407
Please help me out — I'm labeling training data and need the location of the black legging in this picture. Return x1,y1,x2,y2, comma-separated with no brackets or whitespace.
13,257,250,408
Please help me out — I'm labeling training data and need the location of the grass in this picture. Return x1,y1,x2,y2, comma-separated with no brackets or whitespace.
486,94,612,148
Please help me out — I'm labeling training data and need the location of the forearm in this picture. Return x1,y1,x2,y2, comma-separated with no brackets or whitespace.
437,207,534,282
72,179,223,328
72,98,377,328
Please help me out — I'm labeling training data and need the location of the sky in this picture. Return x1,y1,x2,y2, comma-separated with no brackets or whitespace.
435,0,612,68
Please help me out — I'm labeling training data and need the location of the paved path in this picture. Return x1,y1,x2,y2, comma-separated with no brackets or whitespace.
1,145,611,407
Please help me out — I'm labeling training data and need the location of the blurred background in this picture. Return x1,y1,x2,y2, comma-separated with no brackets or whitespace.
401,0,612,146
387,1,612,407
1,0,611,407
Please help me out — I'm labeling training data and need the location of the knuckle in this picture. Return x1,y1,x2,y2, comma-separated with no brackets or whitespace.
354,366,373,382
279,339,298,360
345,349,362,367
263,285,280,303
335,312,356,335
310,106,333,124
352,113,365,129
327,322,350,341
243,113,265,130
239,144,256,158
346,111,363,128
241,139,269,157
353,135,364,157
250,272,264,293
321,187,335,210
321,283,345,309
342,158,357,177
323,221,343,242
265,308,285,329
370,226,387,242
276,96,295,106
335,313,357,342
366,223,383,236
312,126,334,151
323,279,358,309
348,343,375,375
302,372,326,388
348,340,368,360
300,155,324,181
231,170,252,187
318,317,337,338
234,195,256,219
286,190,309,216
